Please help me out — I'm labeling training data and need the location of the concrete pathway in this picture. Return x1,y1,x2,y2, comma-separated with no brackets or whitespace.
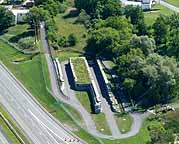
160,0,179,12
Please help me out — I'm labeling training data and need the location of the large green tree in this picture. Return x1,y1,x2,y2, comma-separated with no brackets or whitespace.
116,50,179,106
125,6,147,35
0,6,15,31
87,27,120,56
153,15,168,45
130,35,156,56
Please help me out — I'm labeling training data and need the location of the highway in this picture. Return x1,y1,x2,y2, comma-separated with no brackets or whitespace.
0,129,10,144
0,62,83,144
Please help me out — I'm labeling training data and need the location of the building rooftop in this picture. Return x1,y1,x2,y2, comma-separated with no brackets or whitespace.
71,57,91,84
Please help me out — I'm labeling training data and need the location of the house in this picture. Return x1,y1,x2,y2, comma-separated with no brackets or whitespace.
11,9,29,24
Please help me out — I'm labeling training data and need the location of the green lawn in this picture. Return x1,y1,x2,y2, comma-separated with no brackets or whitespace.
102,120,151,144
71,57,91,84
55,11,87,61
164,0,179,7
144,4,174,25
57,50,83,62
115,114,133,134
76,92,111,135
2,24,37,51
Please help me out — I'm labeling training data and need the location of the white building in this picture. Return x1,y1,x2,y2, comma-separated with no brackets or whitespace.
123,0,155,10
11,9,29,24
142,0,153,10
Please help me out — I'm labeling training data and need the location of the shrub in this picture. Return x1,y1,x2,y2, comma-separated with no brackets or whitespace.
57,36,67,47
76,9,90,26
18,37,36,50
68,33,77,46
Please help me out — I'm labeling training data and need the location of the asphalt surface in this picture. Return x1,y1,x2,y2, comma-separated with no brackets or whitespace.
160,0,179,12
0,62,82,144
0,129,11,144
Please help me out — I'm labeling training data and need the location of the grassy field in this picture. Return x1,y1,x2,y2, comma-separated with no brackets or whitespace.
55,10,87,61
0,107,30,144
115,114,133,134
71,57,91,83
144,4,174,25
2,24,37,51
0,39,101,144
164,0,179,7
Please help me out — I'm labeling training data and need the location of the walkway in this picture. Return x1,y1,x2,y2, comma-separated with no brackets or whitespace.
160,0,179,12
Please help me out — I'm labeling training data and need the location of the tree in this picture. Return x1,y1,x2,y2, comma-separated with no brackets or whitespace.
116,50,179,106
76,9,91,26
166,29,179,59
87,27,120,56
0,6,15,31
95,0,122,19
68,33,77,46
125,6,147,35
153,15,168,45
27,6,48,25
74,0,97,14
130,35,156,56
75,0,122,19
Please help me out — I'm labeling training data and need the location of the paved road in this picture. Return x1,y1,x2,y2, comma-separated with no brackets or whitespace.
0,129,11,144
0,62,83,144
160,0,179,12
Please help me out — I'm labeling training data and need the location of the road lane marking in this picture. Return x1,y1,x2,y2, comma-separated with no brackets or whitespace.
28,110,68,144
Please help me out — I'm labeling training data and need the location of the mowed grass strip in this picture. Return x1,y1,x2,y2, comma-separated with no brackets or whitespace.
0,116,20,144
0,106,30,144
144,4,174,25
71,57,91,83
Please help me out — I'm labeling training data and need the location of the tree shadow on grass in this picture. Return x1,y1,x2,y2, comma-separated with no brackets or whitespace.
144,8,160,12
63,9,79,19
9,30,35,43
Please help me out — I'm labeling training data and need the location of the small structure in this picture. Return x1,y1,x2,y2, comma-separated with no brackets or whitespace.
23,0,34,8
69,57,102,114
11,9,29,24
123,0,155,10
96,60,122,113
142,0,153,10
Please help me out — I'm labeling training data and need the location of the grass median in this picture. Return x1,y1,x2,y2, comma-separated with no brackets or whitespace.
0,106,30,144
